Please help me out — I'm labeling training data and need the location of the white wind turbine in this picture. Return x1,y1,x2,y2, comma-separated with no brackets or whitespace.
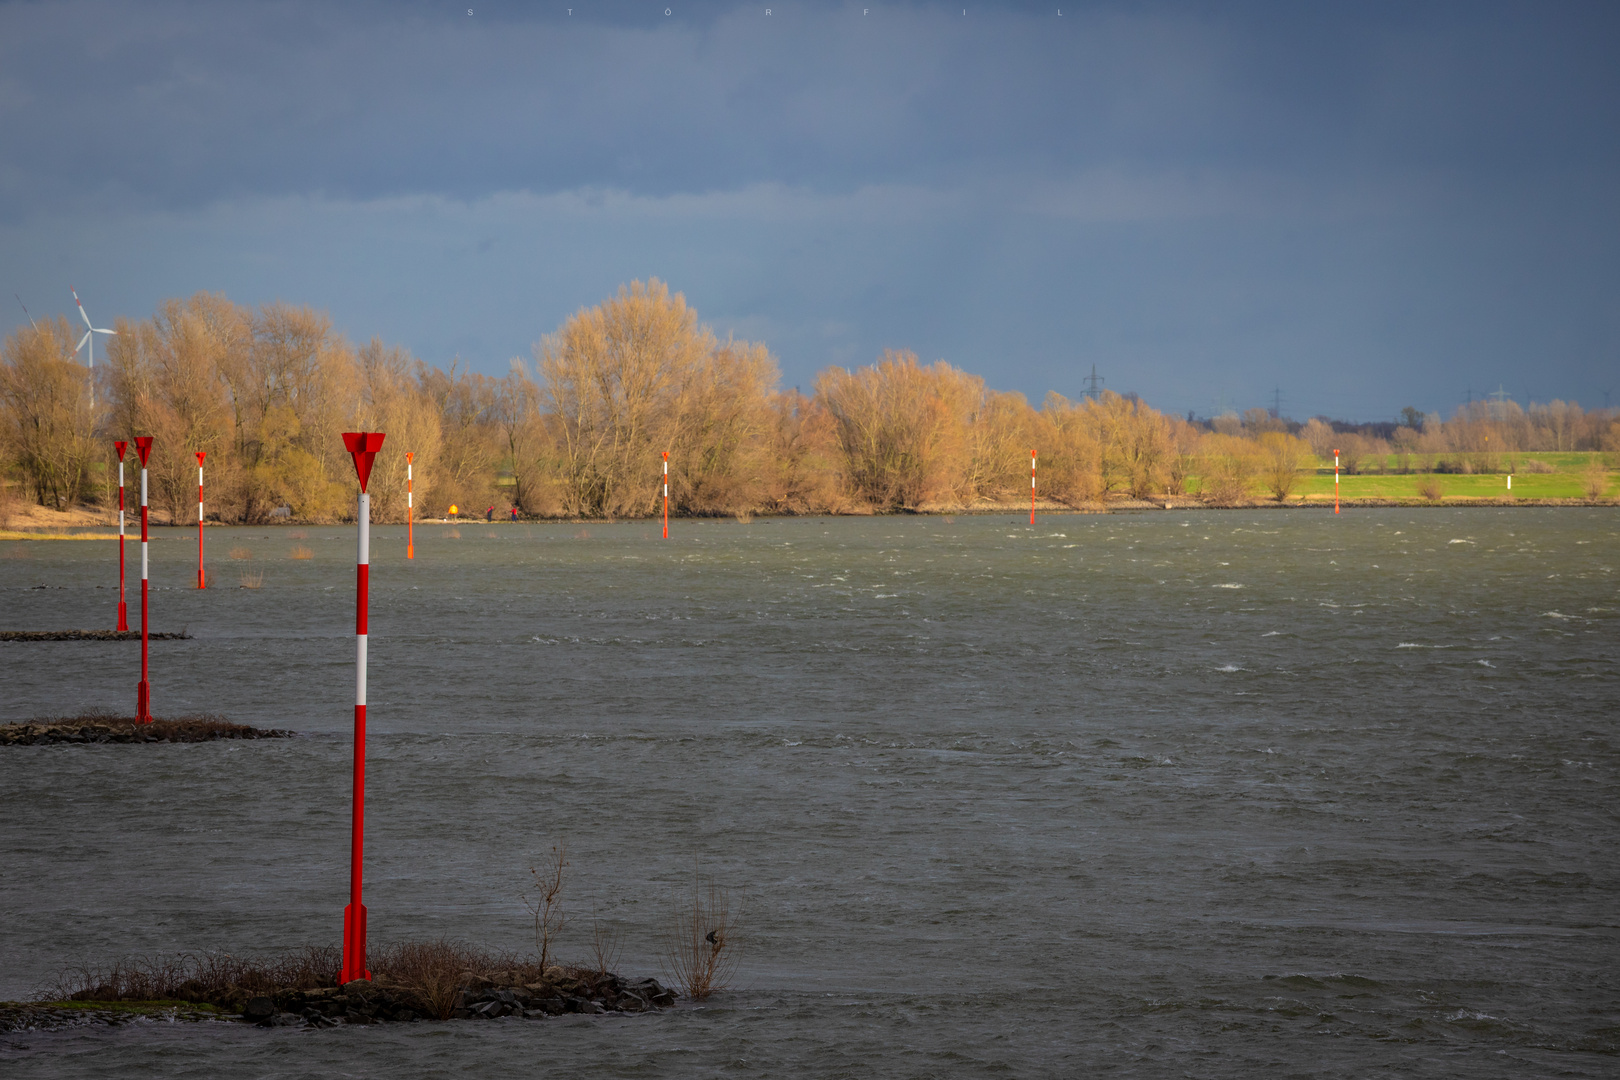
72,286,115,407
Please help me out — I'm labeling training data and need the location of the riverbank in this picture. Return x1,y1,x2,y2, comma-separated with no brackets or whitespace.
2,483,1616,536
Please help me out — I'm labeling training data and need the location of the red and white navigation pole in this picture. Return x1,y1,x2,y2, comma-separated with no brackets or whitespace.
405,452,415,560
340,431,385,985
195,451,206,588
1030,449,1037,525
1333,449,1340,515
662,451,670,539
134,436,153,723
114,441,128,631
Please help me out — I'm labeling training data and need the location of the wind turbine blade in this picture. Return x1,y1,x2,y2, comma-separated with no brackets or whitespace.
73,288,92,328
15,294,35,329
95,327,115,335
77,330,92,352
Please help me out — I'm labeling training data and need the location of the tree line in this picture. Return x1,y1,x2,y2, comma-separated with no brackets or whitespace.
2,279,1615,522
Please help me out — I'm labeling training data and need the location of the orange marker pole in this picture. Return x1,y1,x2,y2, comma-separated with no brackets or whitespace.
1333,449,1340,514
195,451,206,588
1030,449,1037,525
405,452,415,559
662,451,669,539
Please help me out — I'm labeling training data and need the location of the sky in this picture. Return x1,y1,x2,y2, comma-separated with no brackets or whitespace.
2,0,1617,421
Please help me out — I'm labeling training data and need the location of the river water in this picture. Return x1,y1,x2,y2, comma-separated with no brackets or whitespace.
1,510,1616,1077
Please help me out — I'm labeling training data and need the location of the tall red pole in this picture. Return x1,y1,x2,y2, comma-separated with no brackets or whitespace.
340,431,384,985
195,451,206,588
662,451,669,539
1030,449,1037,525
114,441,128,631
405,452,415,559
1333,449,1340,515
134,437,153,722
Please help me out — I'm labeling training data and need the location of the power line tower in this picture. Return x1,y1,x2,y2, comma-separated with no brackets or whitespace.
1483,383,1509,420
1081,364,1104,402
1270,386,1283,420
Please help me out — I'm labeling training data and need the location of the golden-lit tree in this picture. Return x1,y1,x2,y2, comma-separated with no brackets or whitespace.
1197,433,1257,504
537,279,714,518
103,296,241,522
1035,393,1103,505
1087,391,1171,498
490,362,551,516
0,317,99,508
669,338,779,515
1256,431,1310,501
964,390,1037,504
816,350,979,509
761,390,850,514
418,362,501,517
353,339,444,523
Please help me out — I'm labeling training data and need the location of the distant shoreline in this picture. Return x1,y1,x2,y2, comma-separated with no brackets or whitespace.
2,497,1615,537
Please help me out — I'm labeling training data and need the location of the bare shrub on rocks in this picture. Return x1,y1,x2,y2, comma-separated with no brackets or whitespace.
589,904,624,978
662,873,741,1001
49,946,340,1003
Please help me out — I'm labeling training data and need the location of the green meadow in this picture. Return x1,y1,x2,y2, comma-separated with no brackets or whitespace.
1286,452,1613,502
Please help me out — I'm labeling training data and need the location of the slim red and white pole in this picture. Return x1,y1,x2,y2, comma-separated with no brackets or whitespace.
134,436,153,722
114,440,128,632
340,431,384,985
195,451,206,588
405,452,415,559
1030,449,1037,525
1333,449,1340,515
662,451,669,539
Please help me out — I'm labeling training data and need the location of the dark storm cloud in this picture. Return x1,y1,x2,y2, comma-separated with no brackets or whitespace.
2,0,1617,417
10,0,1613,211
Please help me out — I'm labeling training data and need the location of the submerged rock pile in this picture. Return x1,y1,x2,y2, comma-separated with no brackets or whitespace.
0,717,294,745
3,970,678,1036
0,630,191,641
0,1001,224,1038
250,970,677,1026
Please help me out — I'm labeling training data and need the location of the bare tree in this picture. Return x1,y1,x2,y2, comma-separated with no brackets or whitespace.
522,843,569,973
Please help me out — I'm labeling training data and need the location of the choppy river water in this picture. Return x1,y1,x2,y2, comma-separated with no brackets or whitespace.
1,510,1616,1078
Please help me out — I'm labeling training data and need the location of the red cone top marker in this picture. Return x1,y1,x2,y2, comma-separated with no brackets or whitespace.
114,440,127,459
134,436,153,466
342,432,386,491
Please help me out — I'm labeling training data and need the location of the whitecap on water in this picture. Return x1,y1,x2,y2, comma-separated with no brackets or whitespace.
1214,663,1243,672
1212,583,1244,589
